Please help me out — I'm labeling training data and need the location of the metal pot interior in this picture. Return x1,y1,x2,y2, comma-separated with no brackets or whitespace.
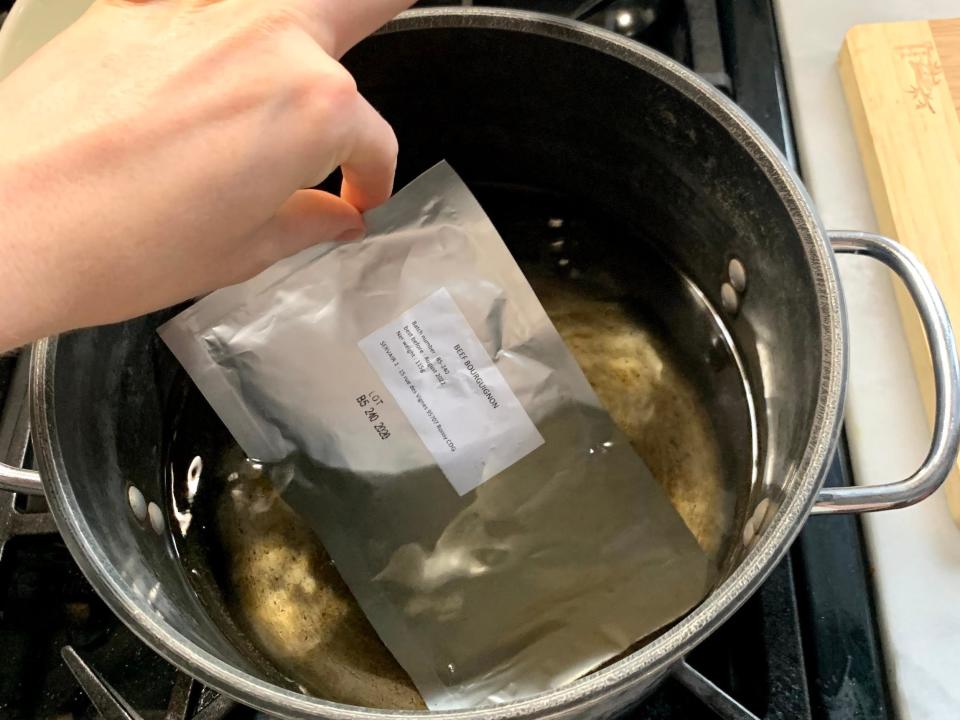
34,10,844,718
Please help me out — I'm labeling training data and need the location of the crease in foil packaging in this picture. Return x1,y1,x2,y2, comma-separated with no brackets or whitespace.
159,162,711,710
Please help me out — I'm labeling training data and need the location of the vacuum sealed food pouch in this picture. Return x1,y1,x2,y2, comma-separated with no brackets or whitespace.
160,162,710,710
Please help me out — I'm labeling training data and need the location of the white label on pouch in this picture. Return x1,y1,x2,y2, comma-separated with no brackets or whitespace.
359,287,544,495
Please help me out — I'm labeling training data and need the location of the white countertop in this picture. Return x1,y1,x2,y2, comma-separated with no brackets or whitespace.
775,1,960,718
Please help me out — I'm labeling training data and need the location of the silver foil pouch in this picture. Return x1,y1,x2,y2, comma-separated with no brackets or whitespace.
160,162,710,710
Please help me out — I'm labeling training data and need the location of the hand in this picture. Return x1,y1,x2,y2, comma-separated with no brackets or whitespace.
0,0,413,351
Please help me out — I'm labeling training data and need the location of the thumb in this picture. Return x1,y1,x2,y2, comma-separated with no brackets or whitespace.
251,189,365,263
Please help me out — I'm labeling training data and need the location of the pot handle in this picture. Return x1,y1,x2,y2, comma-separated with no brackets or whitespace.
813,231,960,514
0,464,42,495
0,351,44,495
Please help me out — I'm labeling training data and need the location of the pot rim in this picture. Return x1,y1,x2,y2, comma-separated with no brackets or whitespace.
28,7,846,719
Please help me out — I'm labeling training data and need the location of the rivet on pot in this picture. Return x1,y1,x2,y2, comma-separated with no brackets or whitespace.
127,485,147,523
742,517,756,547
188,455,203,483
147,502,165,535
187,455,202,501
751,497,771,531
728,258,747,292
721,282,740,314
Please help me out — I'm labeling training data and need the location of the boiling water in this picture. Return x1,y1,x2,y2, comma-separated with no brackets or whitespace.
165,185,754,710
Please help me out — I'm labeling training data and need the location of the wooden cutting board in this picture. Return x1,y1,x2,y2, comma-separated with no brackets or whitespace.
839,18,960,524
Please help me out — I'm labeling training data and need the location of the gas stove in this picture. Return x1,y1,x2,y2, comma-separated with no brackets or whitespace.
0,2,891,718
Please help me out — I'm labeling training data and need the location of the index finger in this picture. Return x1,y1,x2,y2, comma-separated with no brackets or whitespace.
295,0,416,58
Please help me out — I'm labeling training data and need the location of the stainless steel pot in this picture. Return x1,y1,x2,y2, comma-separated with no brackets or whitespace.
2,7,959,720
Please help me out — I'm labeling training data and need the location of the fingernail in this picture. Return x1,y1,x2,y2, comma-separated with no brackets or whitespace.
336,227,365,243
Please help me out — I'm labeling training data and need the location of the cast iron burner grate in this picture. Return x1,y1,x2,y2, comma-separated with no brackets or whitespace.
0,1,888,718
60,647,239,720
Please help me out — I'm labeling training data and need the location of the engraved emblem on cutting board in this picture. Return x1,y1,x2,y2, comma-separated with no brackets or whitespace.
896,43,943,114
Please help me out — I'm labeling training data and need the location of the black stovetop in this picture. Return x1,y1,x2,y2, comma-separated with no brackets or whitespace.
0,2,891,718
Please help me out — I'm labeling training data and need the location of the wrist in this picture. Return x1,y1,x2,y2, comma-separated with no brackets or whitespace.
0,163,62,351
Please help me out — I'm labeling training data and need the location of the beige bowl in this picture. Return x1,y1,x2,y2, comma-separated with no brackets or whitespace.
0,0,92,80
